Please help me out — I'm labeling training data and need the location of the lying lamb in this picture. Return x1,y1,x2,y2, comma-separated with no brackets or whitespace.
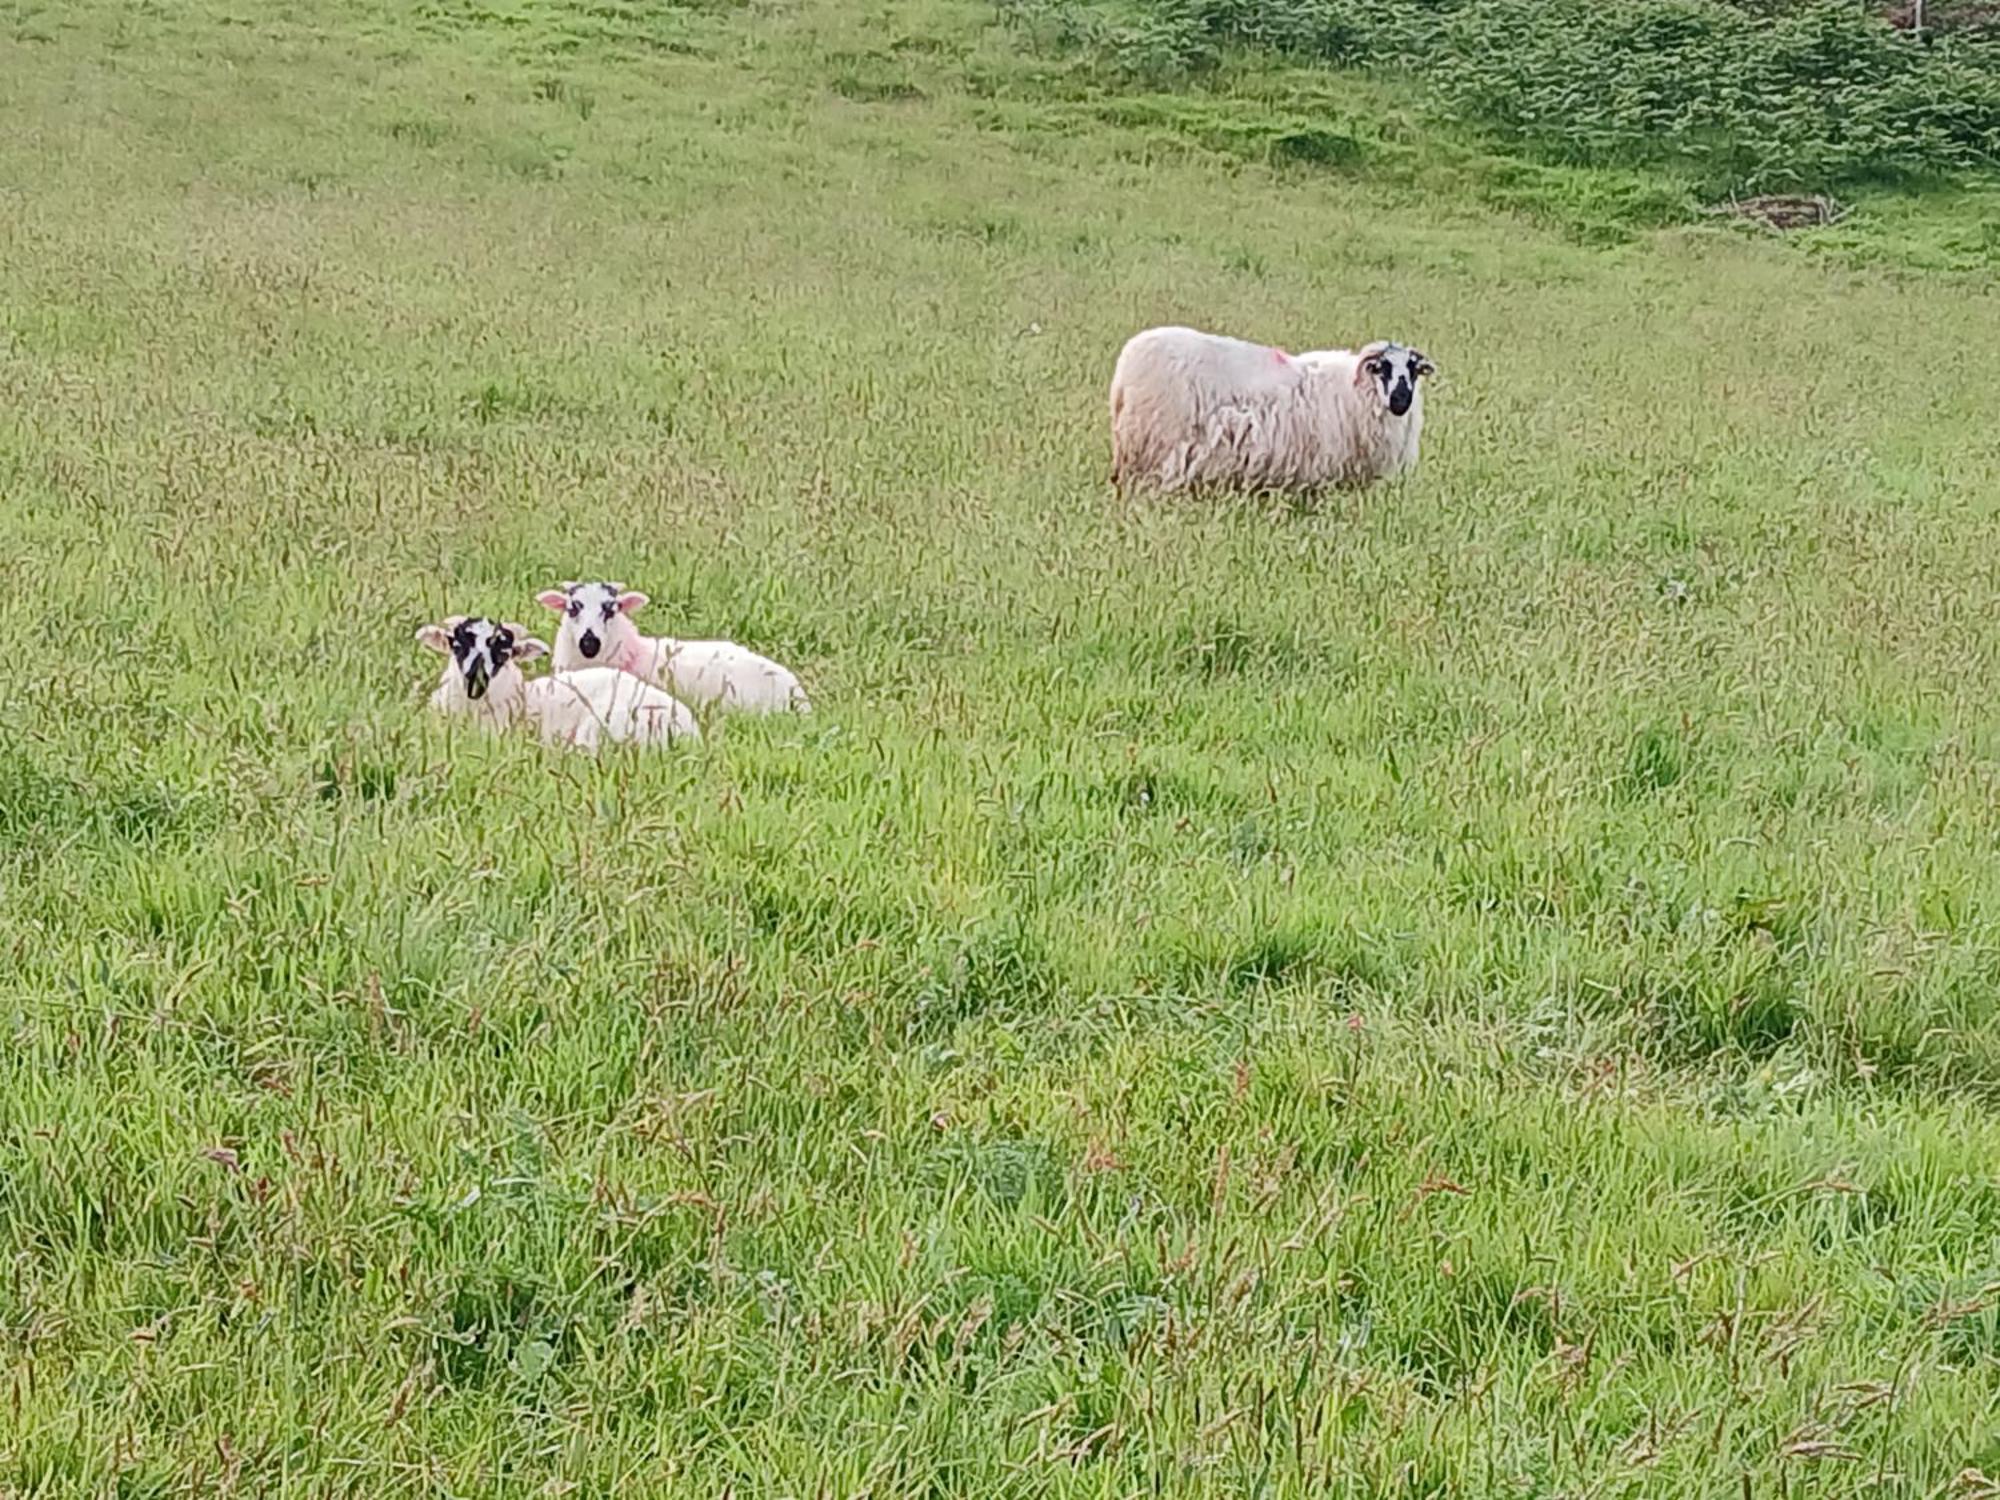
417,615,700,750
1109,326,1435,495
536,582,811,715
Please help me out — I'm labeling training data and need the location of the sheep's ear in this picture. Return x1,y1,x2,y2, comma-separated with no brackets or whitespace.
1352,355,1379,388
615,591,649,616
512,636,550,662
416,624,453,655
1412,350,1436,378
536,589,569,613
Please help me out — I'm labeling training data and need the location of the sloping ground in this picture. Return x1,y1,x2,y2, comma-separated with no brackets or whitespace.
1003,0,2000,222
3,0,2000,1492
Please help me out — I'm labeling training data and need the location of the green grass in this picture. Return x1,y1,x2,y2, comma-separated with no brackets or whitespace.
6,0,2000,1493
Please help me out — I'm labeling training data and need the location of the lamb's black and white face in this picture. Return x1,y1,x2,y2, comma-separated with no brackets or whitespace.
1358,343,1435,418
536,580,647,662
417,615,545,700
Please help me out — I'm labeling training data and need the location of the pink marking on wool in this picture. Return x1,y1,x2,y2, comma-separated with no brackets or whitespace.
1270,346,1291,364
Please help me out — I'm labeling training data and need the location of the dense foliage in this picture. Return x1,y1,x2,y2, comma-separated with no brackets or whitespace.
1006,0,2000,190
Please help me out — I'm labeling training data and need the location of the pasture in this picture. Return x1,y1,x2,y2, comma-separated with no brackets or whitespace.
5,0,2000,1492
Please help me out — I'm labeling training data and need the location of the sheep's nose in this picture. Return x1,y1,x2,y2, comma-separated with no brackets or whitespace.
464,658,490,700
1388,385,1413,416
578,631,601,659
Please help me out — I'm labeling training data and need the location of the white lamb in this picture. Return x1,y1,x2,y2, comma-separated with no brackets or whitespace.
1108,326,1435,494
535,581,811,715
416,615,701,751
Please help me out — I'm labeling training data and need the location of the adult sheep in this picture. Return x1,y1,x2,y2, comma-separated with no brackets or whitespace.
1109,326,1435,495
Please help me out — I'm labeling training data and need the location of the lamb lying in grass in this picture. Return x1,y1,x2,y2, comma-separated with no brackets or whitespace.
417,615,700,751
536,581,811,715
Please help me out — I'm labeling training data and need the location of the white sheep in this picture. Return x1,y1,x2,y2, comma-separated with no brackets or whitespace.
535,581,811,715
1108,326,1435,494
416,615,701,751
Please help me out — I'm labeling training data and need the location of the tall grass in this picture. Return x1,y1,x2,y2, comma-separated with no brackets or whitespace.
4,0,2000,1491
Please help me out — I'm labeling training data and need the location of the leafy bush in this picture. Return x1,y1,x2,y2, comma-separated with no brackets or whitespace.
1001,0,2000,191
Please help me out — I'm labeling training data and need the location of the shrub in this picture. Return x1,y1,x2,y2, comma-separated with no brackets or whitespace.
1002,0,2000,191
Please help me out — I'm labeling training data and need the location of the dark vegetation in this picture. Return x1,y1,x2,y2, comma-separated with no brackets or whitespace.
1002,0,2000,195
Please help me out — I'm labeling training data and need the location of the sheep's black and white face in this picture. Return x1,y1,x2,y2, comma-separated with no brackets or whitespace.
1358,343,1434,418
417,615,545,700
536,580,647,663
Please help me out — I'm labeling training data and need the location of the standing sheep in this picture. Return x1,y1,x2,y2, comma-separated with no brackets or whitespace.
1109,326,1435,495
535,581,811,715
417,615,701,751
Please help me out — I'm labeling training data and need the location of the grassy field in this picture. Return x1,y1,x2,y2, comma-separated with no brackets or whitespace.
6,0,2000,1492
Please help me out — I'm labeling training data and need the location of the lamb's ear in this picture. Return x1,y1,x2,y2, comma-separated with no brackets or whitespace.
512,636,550,662
535,589,569,613
615,591,649,616
416,624,453,655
